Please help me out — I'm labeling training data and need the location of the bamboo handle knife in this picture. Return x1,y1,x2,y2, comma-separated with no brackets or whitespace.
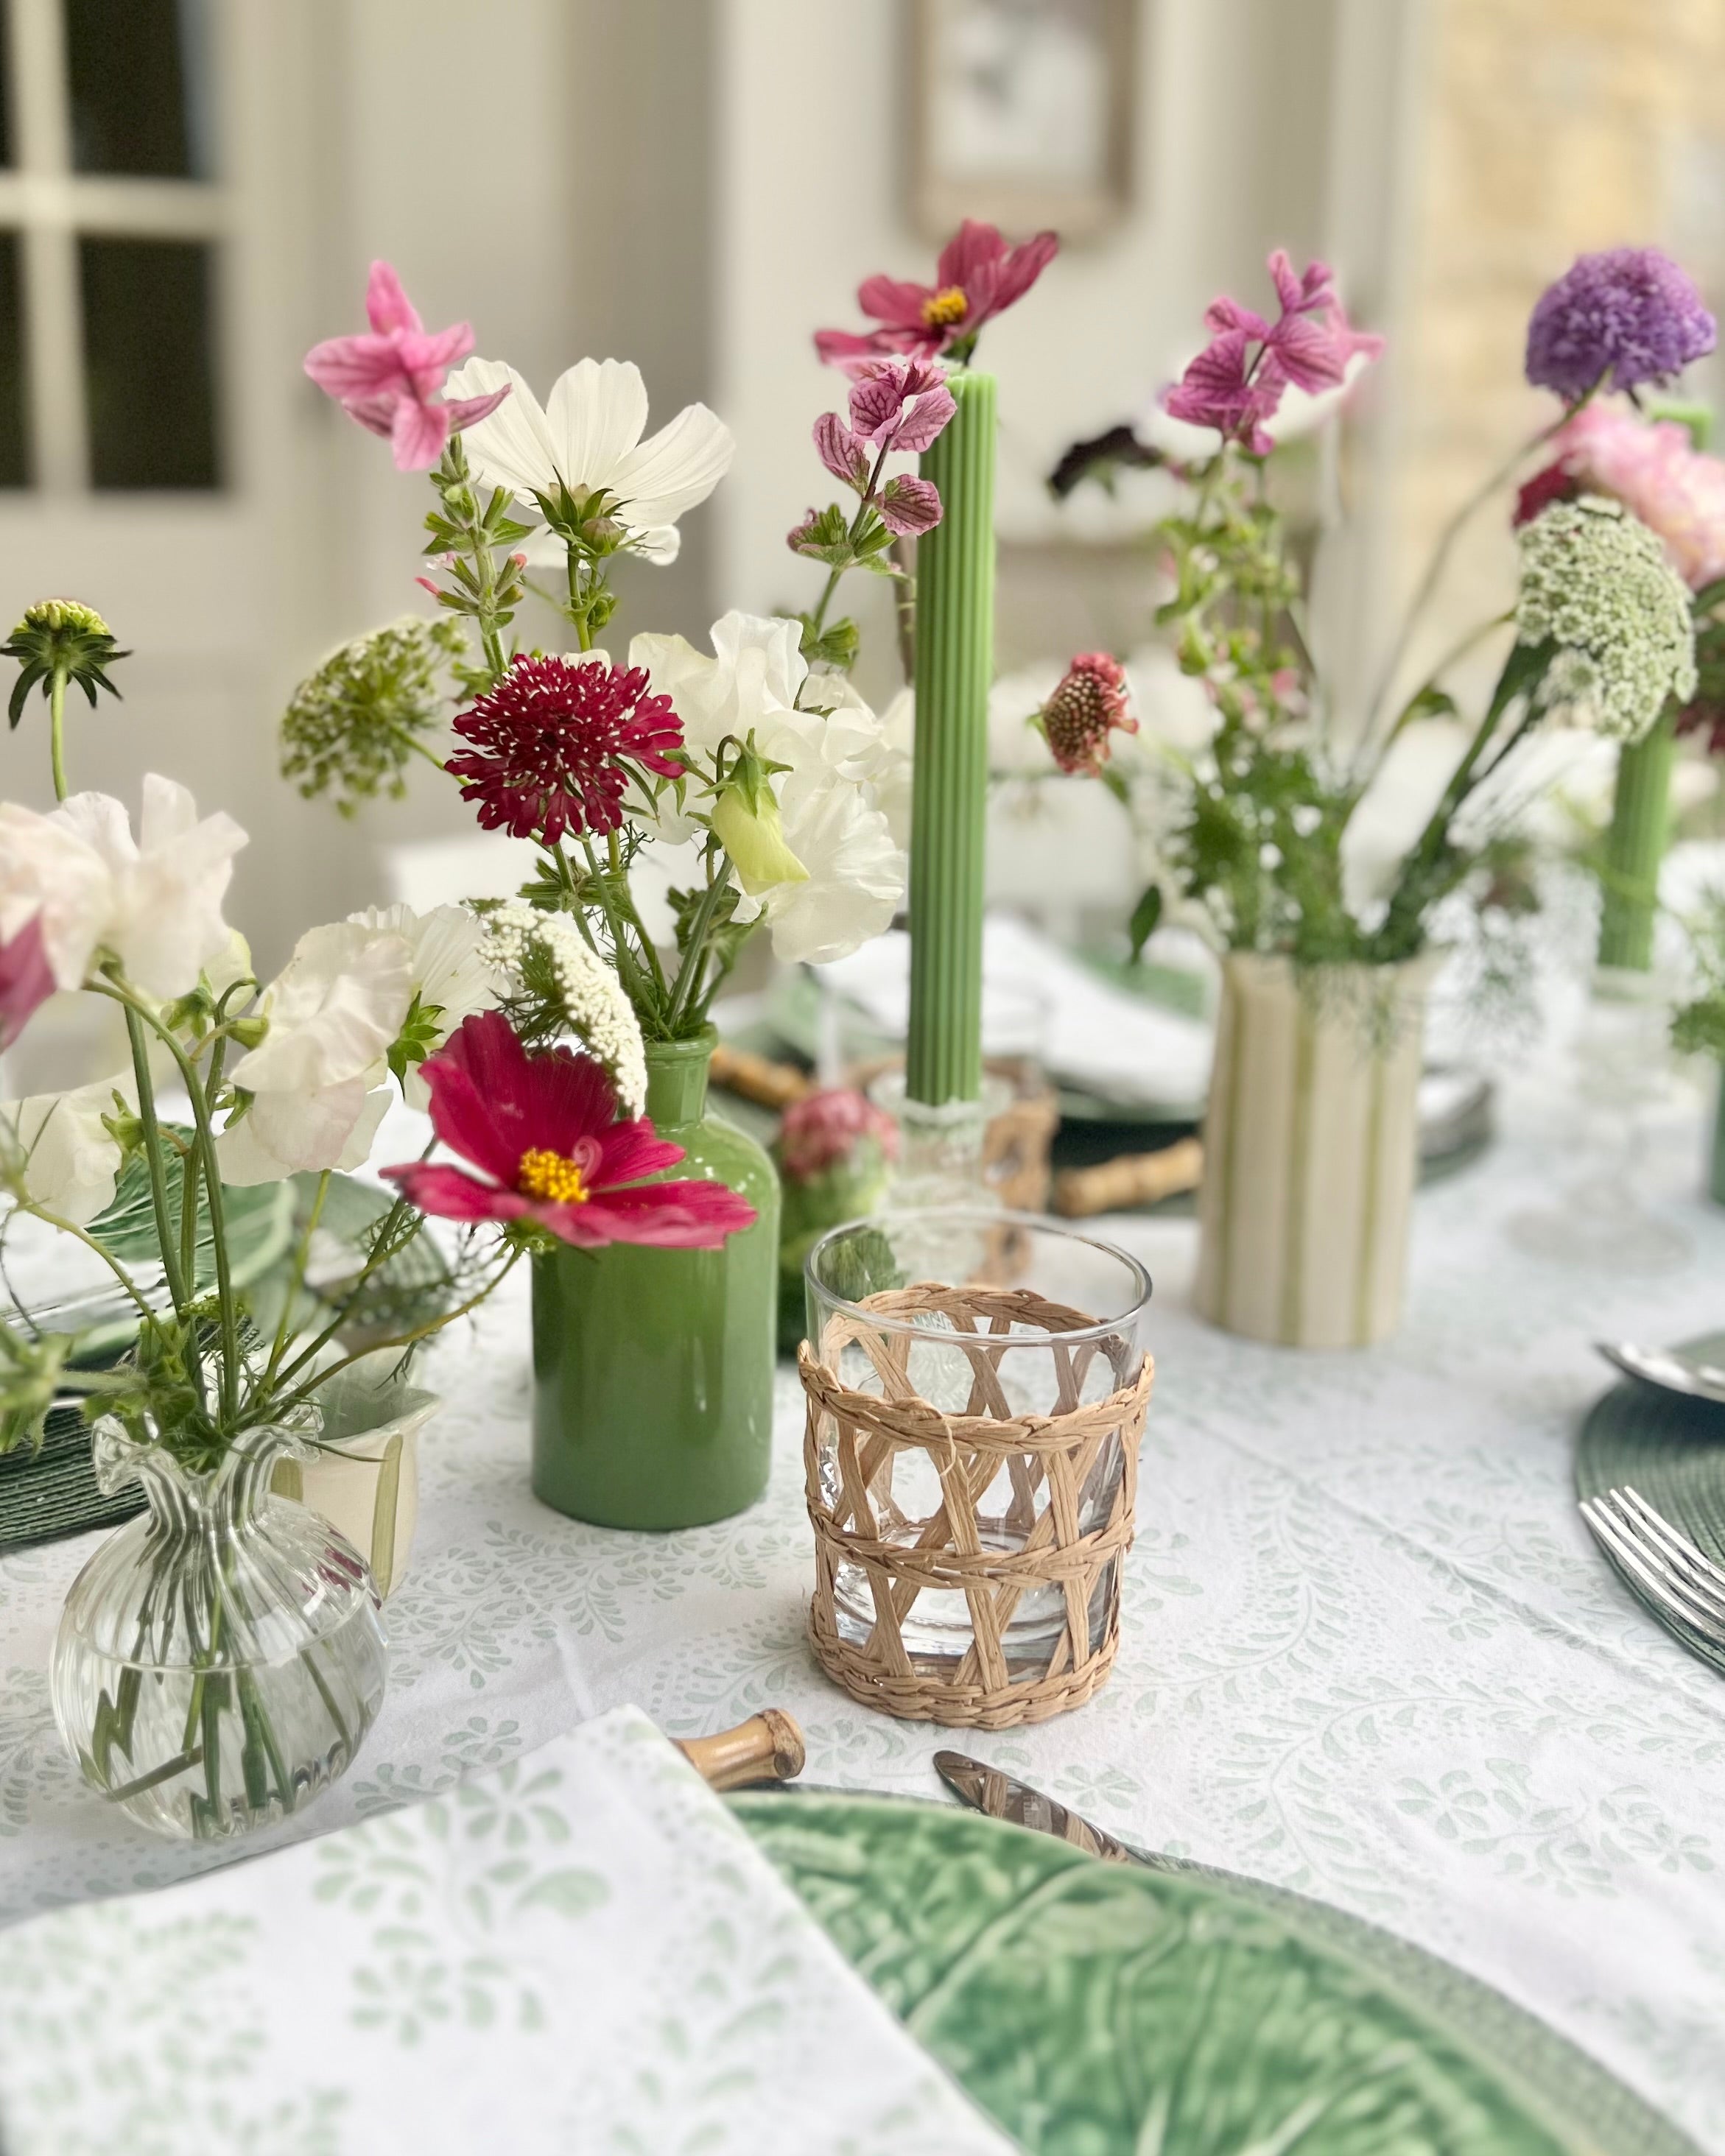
675,1709,807,1791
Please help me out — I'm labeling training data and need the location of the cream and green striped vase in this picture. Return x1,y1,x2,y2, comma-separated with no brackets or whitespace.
1195,952,1439,1349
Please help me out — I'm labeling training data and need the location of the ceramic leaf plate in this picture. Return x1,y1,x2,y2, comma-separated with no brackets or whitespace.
1576,1328,1725,1678
732,1792,1693,2156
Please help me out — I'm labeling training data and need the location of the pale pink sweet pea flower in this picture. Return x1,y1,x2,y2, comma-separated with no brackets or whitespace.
303,261,512,472
0,915,53,1052
1540,403,1725,590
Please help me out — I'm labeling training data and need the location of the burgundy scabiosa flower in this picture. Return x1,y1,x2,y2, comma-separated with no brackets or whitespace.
1040,653,1137,776
382,1010,756,1250
447,653,684,845
1525,248,1717,403
815,219,1058,372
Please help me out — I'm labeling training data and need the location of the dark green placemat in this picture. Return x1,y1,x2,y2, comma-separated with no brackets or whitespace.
1575,1329,1725,1677
733,1790,1694,2156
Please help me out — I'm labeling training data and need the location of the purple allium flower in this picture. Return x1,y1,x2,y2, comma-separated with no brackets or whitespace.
1525,248,1716,402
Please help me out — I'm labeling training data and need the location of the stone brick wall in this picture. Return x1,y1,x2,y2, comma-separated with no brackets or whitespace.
1387,0,1725,700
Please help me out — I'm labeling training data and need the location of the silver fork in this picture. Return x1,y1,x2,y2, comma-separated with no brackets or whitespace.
1579,1485,1725,1647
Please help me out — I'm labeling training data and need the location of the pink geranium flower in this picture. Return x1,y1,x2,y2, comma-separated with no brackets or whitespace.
1527,403,1725,590
1164,250,1383,454
0,914,54,1051
382,1011,756,1251
815,219,1058,372
303,261,513,472
811,359,955,537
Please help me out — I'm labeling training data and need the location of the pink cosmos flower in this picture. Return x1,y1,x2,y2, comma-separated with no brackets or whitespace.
0,914,54,1051
382,1010,756,1251
1164,250,1384,454
815,219,1059,372
1520,403,1725,590
303,261,513,472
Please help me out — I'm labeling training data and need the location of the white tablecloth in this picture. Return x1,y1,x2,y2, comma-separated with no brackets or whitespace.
3,1065,1725,2149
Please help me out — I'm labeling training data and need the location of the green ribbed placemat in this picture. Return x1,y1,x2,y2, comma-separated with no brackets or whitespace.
1575,1329,1725,1677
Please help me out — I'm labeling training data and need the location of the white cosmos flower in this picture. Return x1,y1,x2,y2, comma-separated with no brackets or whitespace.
218,921,414,1186
0,775,245,998
346,901,497,1108
628,612,907,965
445,356,734,566
3,1071,136,1225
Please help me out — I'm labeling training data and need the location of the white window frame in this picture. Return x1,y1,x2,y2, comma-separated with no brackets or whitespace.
0,0,230,493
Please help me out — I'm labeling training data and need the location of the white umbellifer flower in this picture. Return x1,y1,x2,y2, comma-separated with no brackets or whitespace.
480,901,647,1116
1,1071,136,1225
0,775,245,998
1515,496,1698,741
347,902,497,1109
628,612,907,966
444,356,734,566
218,921,414,1185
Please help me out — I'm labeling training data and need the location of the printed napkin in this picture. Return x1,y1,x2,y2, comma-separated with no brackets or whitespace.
0,1707,1017,2155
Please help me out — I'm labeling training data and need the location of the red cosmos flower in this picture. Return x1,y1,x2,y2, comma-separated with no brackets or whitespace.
0,914,53,1051
382,1012,756,1250
1040,653,1138,775
447,653,684,845
815,219,1059,373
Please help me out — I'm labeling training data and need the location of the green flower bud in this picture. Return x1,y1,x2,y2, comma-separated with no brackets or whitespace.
2,596,129,730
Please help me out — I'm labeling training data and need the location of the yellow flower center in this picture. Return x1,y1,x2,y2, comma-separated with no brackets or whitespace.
517,1146,590,1205
920,286,969,329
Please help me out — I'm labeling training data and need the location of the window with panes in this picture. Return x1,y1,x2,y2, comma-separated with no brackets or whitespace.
0,0,222,493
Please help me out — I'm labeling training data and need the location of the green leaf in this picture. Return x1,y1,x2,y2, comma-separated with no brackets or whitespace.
1128,884,1163,962
798,614,860,671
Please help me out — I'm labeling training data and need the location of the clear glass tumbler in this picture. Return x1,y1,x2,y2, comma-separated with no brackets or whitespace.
803,1211,1152,1702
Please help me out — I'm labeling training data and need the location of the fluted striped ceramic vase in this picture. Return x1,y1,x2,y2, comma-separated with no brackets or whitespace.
1195,952,1438,1349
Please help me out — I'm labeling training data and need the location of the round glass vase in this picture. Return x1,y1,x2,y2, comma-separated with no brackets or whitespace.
530,1027,781,1529
50,1415,388,1842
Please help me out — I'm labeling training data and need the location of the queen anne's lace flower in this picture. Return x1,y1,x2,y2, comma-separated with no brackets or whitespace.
1514,497,1697,740
481,901,647,1117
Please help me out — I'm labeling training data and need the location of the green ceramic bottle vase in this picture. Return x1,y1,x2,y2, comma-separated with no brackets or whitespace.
530,1029,780,1530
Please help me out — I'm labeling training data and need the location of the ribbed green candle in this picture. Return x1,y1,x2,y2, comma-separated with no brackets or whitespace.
1598,709,1676,971
907,370,996,1106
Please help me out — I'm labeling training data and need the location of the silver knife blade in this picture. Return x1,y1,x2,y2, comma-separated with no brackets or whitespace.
933,1750,1143,1866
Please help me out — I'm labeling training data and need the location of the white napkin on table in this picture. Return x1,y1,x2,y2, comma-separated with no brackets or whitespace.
0,1707,1016,2155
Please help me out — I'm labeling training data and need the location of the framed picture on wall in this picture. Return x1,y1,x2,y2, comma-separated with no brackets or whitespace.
909,0,1136,243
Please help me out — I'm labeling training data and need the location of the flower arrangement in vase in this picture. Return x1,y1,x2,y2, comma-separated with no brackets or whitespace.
289,251,994,1522
1044,247,1713,1345
0,606,751,1840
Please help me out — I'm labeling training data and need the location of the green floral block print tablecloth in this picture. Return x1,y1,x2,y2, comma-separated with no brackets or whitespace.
1,1040,1724,2146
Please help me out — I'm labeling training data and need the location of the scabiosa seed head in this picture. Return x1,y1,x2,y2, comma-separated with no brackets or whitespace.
2,596,129,730
447,653,684,845
1039,652,1138,775
1525,248,1716,402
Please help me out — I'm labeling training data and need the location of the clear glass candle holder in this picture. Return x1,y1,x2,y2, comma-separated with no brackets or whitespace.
801,1211,1153,1725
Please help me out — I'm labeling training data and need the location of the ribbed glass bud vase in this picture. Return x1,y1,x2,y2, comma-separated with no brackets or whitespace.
51,1415,387,1842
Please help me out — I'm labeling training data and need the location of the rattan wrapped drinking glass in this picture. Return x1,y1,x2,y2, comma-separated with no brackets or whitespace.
800,1211,1153,1728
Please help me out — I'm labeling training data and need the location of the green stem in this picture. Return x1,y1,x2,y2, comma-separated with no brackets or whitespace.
804,442,894,650
665,855,735,1029
273,1248,521,1418
119,1007,193,1322
9,1201,155,1322
390,725,449,774
262,1169,330,1390
48,669,68,800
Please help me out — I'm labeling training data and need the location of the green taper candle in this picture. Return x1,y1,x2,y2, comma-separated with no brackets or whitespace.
1598,708,1676,971
907,370,996,1106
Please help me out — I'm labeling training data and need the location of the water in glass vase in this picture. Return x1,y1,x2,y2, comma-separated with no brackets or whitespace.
51,1417,387,1841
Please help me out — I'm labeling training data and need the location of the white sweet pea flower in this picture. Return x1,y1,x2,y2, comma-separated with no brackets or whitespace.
218,921,414,1186
2,1071,136,1225
0,775,245,998
628,612,907,965
346,902,497,1108
445,356,733,566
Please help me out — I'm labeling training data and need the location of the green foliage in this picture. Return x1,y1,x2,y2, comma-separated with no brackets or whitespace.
0,1323,73,1454
1674,996,1725,1058
798,613,860,672
2,598,128,729
1127,885,1162,963
281,616,465,817
788,503,896,577
386,991,446,1087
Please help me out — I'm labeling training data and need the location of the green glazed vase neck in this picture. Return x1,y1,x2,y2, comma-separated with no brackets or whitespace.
644,1029,715,1130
